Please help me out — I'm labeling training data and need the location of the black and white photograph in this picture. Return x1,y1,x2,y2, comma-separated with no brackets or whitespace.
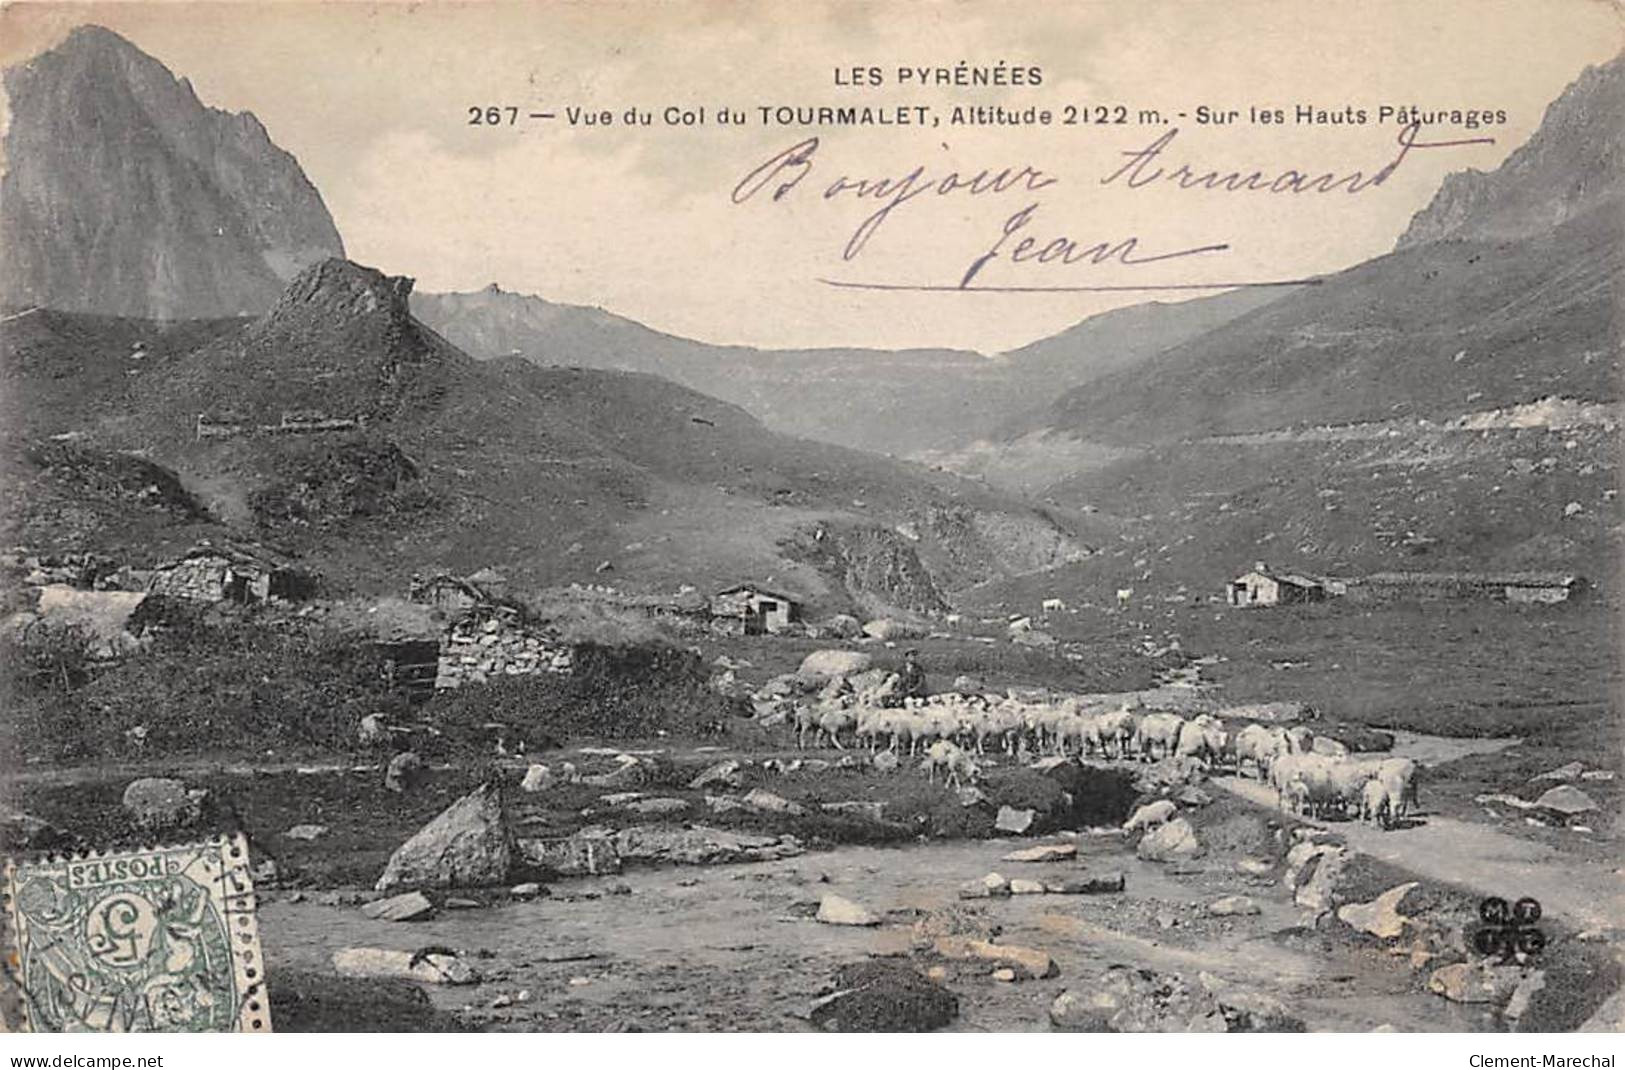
0,0,1620,1044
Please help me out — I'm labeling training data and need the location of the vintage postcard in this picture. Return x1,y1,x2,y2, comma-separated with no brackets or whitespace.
0,0,1620,1039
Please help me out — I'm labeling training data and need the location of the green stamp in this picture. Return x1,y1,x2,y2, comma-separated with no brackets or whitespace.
3,833,270,1032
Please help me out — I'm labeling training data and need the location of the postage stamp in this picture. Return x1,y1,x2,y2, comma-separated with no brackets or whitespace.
3,833,270,1032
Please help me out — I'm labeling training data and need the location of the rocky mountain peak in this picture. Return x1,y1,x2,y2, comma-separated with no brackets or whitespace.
270,258,416,324
1,24,345,318
1395,52,1624,249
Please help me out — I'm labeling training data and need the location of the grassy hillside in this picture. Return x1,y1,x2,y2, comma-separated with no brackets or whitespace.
6,260,1089,611
1005,201,1621,449
411,284,1272,456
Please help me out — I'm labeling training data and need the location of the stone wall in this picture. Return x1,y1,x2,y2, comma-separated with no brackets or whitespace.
434,615,574,689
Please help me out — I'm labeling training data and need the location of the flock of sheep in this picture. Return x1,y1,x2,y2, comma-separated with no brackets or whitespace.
790,678,1420,828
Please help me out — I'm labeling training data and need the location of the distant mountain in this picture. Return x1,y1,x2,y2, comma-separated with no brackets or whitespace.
1397,54,1625,249
992,54,1625,453
945,54,1624,599
14,258,1089,613
0,25,344,319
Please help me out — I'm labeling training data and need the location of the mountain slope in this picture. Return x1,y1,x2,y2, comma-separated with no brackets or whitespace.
0,25,344,319
61,259,1091,611
995,53,1624,453
950,52,1624,600
1396,54,1625,249
410,284,1273,456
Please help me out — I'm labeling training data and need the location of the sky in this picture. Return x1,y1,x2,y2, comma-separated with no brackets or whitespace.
3,0,1622,352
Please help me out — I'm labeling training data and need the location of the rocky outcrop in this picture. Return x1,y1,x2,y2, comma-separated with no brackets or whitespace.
1396,55,1623,249
1,25,344,317
375,782,512,892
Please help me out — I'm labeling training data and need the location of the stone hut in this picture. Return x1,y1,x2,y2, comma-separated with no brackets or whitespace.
1226,563,1327,607
146,543,311,604
711,584,803,635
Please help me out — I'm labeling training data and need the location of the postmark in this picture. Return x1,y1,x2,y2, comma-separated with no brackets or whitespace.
3,834,270,1032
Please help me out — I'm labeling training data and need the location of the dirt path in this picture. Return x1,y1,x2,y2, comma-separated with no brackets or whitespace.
259,836,1485,1032
1211,775,1623,931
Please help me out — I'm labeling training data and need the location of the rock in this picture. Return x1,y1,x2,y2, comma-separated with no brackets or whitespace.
1294,846,1348,914
1046,872,1125,895
706,794,745,814
743,788,807,816
1504,969,1547,1022
1136,817,1204,862
284,823,329,841
1531,761,1585,782
1009,878,1047,895
1199,974,1307,1032
952,675,986,693
612,825,802,866
1053,966,1299,1033
816,893,881,926
1534,785,1598,817
861,618,922,641
807,960,957,1032
872,751,900,774
332,947,478,985
688,759,743,791
121,777,198,829
519,763,554,793
1283,841,1334,889
1234,858,1274,878
820,800,886,821
1002,843,1077,863
361,891,435,922
1581,770,1615,781
995,806,1036,834
935,936,1056,979
1428,961,1526,1005
376,781,512,893
1208,895,1261,917
509,882,546,900
992,967,1018,982
821,615,864,641
625,797,689,815
1174,785,1213,807
799,649,874,678
1124,799,1177,832
956,786,988,808
958,880,992,900
384,751,424,793
982,872,1011,896
515,832,623,876
1336,881,1418,940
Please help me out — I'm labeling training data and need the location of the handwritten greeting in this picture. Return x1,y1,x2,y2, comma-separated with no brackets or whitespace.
731,122,1494,293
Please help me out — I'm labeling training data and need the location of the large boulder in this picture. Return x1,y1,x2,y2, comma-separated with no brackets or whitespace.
799,649,874,678
121,777,201,830
862,618,922,641
1337,882,1418,940
375,782,512,893
808,961,957,1032
1428,961,1528,1005
816,893,881,926
821,614,863,640
515,831,622,876
1533,785,1598,820
1050,966,1303,1032
1136,817,1204,862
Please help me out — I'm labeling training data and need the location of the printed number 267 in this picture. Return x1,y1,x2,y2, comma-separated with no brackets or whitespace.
469,106,518,125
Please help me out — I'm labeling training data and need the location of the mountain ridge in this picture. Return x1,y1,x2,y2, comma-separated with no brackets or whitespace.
1,25,344,319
